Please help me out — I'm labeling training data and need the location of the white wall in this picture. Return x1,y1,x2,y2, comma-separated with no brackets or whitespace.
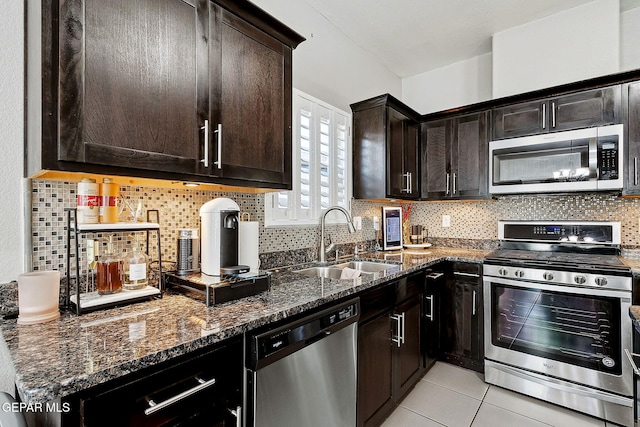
622,6,640,71
492,0,620,98
0,1,25,283
250,0,401,112
402,53,493,115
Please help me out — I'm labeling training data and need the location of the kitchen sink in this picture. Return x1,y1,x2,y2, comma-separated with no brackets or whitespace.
295,260,400,279
335,261,400,273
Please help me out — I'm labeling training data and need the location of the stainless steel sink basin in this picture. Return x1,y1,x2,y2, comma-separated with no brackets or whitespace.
295,260,400,279
335,261,400,273
295,266,366,279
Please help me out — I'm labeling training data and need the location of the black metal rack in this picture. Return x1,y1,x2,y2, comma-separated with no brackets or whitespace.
65,208,163,315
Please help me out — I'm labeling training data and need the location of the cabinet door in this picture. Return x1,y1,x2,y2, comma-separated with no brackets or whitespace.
387,108,409,198
424,271,444,368
551,86,621,132
394,295,422,400
357,312,394,427
58,0,209,175
422,119,452,199
210,5,292,187
353,106,387,200
451,112,488,199
406,122,420,198
492,100,547,140
441,265,484,372
626,82,640,194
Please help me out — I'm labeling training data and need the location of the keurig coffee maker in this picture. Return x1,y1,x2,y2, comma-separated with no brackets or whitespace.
200,198,249,276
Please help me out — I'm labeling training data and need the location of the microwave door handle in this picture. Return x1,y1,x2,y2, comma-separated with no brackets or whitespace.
588,138,598,179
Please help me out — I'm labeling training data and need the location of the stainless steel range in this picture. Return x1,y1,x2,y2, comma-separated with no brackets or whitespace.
483,221,633,426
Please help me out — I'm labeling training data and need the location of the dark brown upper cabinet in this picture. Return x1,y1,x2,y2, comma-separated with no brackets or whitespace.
623,81,640,195
492,86,622,140
27,0,303,189
352,94,420,200
422,112,489,200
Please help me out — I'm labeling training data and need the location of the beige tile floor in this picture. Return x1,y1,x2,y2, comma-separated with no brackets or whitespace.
382,362,619,427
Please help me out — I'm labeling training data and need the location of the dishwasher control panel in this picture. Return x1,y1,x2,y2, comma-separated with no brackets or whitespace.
253,299,360,362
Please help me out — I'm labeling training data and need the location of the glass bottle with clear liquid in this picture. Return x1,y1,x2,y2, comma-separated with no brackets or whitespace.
123,234,149,290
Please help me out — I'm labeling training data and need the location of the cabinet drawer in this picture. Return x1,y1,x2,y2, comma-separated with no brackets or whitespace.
395,273,423,304
73,339,242,426
359,282,395,323
451,262,481,277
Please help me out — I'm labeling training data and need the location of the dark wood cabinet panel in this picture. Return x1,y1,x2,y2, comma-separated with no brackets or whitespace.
422,119,450,199
351,94,421,200
357,312,394,427
58,0,209,175
211,5,293,186
552,86,621,131
357,272,426,427
492,86,621,140
422,112,488,200
353,105,387,199
394,295,422,399
31,0,303,188
624,82,640,195
440,262,484,373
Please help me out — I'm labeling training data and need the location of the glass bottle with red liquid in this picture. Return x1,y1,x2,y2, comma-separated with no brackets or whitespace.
96,235,123,295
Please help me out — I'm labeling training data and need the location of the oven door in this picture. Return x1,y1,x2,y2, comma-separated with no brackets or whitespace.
483,275,632,397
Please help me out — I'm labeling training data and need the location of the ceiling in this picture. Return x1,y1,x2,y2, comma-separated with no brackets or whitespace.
303,0,640,78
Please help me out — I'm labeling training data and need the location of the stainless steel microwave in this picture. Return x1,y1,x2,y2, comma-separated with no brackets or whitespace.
489,124,623,194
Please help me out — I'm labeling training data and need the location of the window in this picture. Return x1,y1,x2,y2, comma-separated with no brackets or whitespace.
265,90,352,227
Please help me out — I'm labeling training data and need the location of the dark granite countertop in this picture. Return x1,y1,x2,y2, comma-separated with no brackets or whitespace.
0,247,488,404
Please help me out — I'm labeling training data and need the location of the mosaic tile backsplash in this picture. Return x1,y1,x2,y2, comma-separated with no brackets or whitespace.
30,179,640,275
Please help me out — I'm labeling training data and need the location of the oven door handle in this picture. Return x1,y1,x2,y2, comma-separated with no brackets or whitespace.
482,276,631,300
488,361,633,407
624,349,640,376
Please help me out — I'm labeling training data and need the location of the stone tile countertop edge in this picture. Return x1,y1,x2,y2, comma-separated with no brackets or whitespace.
8,246,640,405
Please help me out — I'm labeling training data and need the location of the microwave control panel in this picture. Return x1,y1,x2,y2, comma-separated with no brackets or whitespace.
598,141,618,180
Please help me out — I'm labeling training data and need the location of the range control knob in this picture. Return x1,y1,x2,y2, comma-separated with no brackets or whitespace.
595,277,608,287
574,275,587,285
543,272,554,281
514,270,525,278
498,268,508,276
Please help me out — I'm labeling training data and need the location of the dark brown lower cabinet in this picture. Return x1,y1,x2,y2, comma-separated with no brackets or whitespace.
440,262,484,373
357,273,425,427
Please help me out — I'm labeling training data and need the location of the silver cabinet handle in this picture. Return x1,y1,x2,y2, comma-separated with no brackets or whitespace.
213,123,222,169
551,101,556,128
401,172,410,193
542,103,546,129
454,271,480,278
635,157,638,186
400,312,405,345
200,120,209,167
425,295,434,321
445,173,450,195
144,377,216,416
625,349,640,376
452,173,457,195
472,290,477,316
390,313,403,347
408,172,412,194
229,406,242,427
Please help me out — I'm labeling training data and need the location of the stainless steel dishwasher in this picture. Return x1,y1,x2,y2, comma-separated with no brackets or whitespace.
244,298,359,427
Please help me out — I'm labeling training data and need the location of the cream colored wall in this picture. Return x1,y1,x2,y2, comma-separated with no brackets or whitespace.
493,0,620,98
0,1,25,283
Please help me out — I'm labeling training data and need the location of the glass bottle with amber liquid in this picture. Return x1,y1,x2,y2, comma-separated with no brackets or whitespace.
123,234,149,290
96,235,123,295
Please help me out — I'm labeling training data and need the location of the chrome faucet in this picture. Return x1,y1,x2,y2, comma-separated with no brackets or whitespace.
319,206,356,263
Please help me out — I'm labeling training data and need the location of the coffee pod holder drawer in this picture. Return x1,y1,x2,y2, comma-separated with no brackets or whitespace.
65,208,163,315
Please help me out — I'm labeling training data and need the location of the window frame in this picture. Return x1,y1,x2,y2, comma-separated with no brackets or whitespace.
264,89,352,228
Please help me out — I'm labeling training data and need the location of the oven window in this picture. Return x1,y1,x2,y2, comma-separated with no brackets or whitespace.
491,284,621,375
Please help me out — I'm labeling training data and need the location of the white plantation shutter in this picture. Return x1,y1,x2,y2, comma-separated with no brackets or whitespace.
265,90,352,227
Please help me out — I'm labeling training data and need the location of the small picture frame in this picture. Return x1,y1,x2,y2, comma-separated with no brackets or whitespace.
382,207,402,250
